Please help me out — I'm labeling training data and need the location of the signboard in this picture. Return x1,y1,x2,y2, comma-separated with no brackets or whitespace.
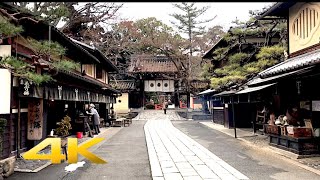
0,69,11,114
0,45,11,57
28,99,43,140
312,101,320,111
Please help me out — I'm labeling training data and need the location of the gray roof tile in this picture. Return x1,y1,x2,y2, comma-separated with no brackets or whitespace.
259,49,320,78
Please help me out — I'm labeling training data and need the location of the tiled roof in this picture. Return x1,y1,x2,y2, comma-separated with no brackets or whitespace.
259,49,320,78
213,90,237,97
109,81,135,90
71,38,119,72
236,83,276,94
247,67,313,87
255,2,295,20
198,89,216,95
128,55,178,73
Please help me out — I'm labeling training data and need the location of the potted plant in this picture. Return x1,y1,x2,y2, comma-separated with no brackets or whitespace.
56,115,72,137
55,115,72,148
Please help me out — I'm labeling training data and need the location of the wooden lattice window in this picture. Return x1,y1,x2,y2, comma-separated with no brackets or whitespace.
82,64,95,77
96,66,103,79
292,6,319,40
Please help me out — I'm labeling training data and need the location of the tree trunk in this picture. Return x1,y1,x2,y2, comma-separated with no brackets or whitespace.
187,90,191,109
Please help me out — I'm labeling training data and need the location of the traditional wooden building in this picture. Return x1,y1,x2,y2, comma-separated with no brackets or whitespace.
0,2,119,166
243,2,320,155
202,30,281,128
184,80,211,111
202,2,320,155
109,80,137,113
128,54,181,109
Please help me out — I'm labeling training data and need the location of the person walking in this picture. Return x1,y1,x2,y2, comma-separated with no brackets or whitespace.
163,100,168,114
86,104,101,134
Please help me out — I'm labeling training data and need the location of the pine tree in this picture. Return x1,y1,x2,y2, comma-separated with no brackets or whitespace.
170,2,216,108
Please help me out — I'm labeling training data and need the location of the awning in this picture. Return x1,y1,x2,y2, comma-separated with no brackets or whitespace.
213,90,237,97
198,89,215,95
236,83,276,94
247,66,314,86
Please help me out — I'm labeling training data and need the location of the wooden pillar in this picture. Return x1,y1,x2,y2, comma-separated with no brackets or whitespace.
9,74,14,155
17,97,20,157
231,96,237,138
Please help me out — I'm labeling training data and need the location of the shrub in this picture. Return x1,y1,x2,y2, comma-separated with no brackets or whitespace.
145,104,155,109
56,115,72,137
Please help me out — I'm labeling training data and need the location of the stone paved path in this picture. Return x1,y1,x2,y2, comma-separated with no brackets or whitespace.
134,110,186,121
144,120,249,180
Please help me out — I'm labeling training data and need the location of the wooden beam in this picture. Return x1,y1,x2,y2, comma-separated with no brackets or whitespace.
259,17,286,20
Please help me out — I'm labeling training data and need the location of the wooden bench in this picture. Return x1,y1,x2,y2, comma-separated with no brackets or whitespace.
112,118,125,127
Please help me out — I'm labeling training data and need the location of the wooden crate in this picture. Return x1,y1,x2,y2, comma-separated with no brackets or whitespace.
287,127,313,138
154,104,163,110
264,124,280,135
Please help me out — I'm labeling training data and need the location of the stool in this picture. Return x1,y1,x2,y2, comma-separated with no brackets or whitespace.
124,119,130,127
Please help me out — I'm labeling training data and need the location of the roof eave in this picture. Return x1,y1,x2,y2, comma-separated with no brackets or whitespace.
255,2,296,20
96,49,119,73
71,40,119,73
202,37,225,59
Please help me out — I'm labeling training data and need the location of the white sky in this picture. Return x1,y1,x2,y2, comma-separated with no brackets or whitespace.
116,2,275,31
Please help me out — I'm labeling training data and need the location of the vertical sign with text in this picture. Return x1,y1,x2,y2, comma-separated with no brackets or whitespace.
27,99,43,140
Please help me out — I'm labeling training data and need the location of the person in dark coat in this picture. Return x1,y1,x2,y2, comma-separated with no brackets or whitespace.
86,104,100,134
163,100,168,114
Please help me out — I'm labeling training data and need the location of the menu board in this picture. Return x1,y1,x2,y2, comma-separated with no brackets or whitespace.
312,101,320,111
27,99,43,140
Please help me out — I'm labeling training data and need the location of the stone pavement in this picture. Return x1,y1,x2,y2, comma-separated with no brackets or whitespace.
133,110,186,121
144,119,249,180
199,121,320,176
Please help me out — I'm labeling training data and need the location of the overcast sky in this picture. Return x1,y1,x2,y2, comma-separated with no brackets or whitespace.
116,2,274,31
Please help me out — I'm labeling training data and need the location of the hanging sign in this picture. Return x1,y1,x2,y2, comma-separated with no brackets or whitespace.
28,99,43,140
58,86,62,99
75,88,79,101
